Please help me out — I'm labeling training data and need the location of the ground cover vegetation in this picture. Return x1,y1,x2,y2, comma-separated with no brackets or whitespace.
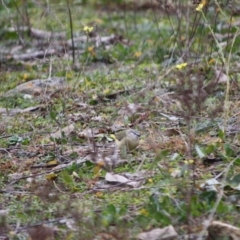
1,0,240,239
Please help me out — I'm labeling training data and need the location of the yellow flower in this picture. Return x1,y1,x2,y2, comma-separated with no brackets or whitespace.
134,51,142,58
148,178,153,183
208,58,215,65
176,63,187,70
196,3,204,11
139,208,149,216
95,191,104,198
88,46,96,56
88,46,94,52
83,26,94,33
184,159,194,164
103,88,110,94
23,73,28,80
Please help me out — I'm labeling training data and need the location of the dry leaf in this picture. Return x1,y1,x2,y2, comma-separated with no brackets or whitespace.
214,69,229,84
45,173,58,181
50,124,75,139
46,160,59,166
118,103,142,116
137,225,178,240
105,172,140,187
78,127,103,138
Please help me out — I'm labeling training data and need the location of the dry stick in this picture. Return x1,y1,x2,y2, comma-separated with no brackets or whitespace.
15,217,72,233
165,1,183,56
22,0,31,37
123,0,129,41
53,180,67,194
135,155,145,173
66,0,75,65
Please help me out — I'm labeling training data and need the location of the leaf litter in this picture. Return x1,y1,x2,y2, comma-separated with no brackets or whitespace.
2,1,240,240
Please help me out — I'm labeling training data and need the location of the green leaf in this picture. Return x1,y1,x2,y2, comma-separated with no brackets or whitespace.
49,111,57,121
224,144,235,157
61,171,73,184
106,204,116,215
218,129,225,141
85,160,94,167
233,158,240,166
204,144,215,155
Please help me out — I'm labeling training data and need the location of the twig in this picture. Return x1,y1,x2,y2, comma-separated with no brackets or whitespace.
53,180,67,194
66,0,75,65
14,217,73,233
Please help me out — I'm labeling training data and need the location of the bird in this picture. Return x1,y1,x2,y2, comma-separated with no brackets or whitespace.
113,129,141,158
89,129,141,173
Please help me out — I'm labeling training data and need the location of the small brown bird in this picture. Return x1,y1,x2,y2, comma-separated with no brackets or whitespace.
114,129,141,158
